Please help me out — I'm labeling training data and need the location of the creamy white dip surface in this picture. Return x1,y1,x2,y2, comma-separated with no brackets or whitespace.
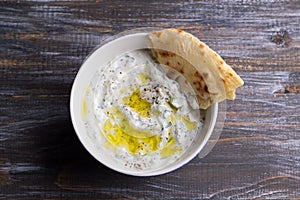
83,49,203,171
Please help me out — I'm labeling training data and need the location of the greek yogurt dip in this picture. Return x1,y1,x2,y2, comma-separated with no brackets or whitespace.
83,49,203,170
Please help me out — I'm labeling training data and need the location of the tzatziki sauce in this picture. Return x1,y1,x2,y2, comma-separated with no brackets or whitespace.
83,49,203,171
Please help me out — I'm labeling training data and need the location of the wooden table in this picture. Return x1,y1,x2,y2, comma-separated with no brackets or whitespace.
1,0,299,199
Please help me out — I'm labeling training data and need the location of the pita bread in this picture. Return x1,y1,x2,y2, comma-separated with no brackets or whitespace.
148,28,244,109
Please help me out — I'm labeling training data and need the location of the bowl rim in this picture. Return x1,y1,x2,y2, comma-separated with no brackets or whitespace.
70,32,218,176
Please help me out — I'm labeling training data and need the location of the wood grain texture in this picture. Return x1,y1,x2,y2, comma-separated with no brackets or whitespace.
1,0,299,199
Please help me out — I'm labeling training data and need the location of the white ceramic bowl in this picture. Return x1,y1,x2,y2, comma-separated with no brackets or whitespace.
70,32,218,176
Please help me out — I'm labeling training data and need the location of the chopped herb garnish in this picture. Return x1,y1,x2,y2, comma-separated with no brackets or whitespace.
165,121,172,128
